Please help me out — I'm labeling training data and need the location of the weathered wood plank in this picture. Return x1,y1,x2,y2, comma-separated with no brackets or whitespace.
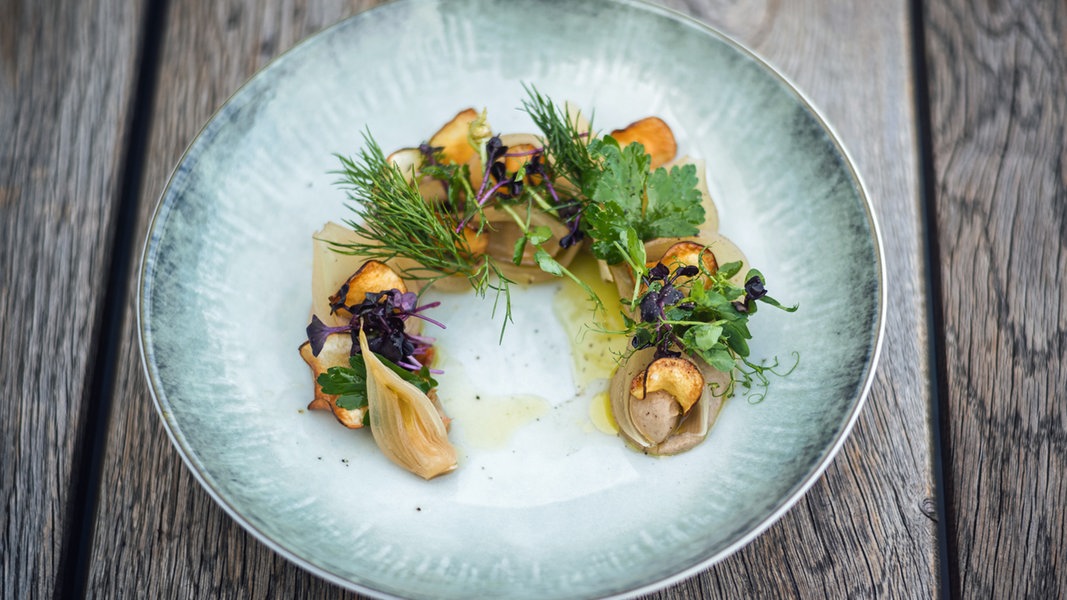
923,0,1067,596
648,1,939,597
87,0,936,598
84,2,375,597
0,0,145,597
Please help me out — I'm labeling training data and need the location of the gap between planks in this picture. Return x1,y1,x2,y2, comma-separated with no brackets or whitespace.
908,0,956,597
55,1,172,598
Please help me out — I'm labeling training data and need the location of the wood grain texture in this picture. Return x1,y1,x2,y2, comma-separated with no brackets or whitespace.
85,2,375,598
648,1,940,597
86,0,936,598
0,0,145,597
923,0,1067,596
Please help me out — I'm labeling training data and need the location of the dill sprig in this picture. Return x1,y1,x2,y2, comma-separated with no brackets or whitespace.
520,84,600,197
332,132,514,321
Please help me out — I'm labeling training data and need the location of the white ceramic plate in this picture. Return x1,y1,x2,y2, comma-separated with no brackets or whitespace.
139,0,885,598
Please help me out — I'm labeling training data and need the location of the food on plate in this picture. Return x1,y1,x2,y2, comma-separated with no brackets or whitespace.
358,328,457,479
301,87,796,476
611,348,730,455
609,116,677,169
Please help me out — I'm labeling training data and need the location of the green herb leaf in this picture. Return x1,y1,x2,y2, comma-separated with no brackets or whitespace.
758,294,799,312
722,321,751,357
527,225,553,246
584,202,629,264
716,260,743,280
581,139,704,265
534,248,564,276
316,353,437,412
317,365,367,410
643,164,704,239
520,84,599,196
512,235,528,265
625,226,647,270
332,133,514,328
687,324,723,350
703,347,737,373
590,138,649,217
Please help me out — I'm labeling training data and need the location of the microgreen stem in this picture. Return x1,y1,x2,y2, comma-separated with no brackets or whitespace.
525,187,557,216
499,203,528,231
408,312,447,329
505,148,541,158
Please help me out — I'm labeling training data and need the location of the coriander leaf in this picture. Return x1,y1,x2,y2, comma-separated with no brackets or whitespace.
584,201,629,263
625,226,647,271
590,138,649,217
336,394,364,410
317,365,368,410
582,138,704,264
643,164,704,239
357,353,438,394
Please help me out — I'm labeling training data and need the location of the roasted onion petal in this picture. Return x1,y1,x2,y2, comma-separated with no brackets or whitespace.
359,329,457,479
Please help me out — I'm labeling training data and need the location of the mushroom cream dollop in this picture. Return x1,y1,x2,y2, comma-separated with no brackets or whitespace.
610,348,730,455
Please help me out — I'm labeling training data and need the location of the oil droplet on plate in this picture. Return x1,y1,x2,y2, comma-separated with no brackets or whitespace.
449,393,550,449
434,355,552,450
552,253,629,392
588,391,618,435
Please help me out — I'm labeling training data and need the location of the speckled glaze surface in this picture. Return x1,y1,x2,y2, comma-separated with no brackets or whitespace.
138,0,885,598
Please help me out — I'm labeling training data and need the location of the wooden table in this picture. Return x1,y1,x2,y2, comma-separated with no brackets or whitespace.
3,0,1063,597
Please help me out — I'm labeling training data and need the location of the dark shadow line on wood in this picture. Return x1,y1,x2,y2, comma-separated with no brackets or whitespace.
909,0,958,598
54,0,171,598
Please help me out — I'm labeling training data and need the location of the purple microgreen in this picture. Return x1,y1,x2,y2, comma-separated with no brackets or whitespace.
744,275,767,302
555,200,585,248
406,309,447,330
328,282,350,315
485,135,508,164
393,290,419,313
418,143,443,165
306,315,352,356
306,288,446,377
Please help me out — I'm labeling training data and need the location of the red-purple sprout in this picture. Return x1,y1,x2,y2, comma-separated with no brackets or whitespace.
306,289,444,374
632,262,700,358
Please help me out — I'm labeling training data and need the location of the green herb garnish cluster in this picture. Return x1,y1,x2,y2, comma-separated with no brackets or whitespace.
317,353,438,427
328,86,795,398
626,259,797,399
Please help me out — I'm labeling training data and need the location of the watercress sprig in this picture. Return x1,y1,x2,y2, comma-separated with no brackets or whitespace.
626,259,798,398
